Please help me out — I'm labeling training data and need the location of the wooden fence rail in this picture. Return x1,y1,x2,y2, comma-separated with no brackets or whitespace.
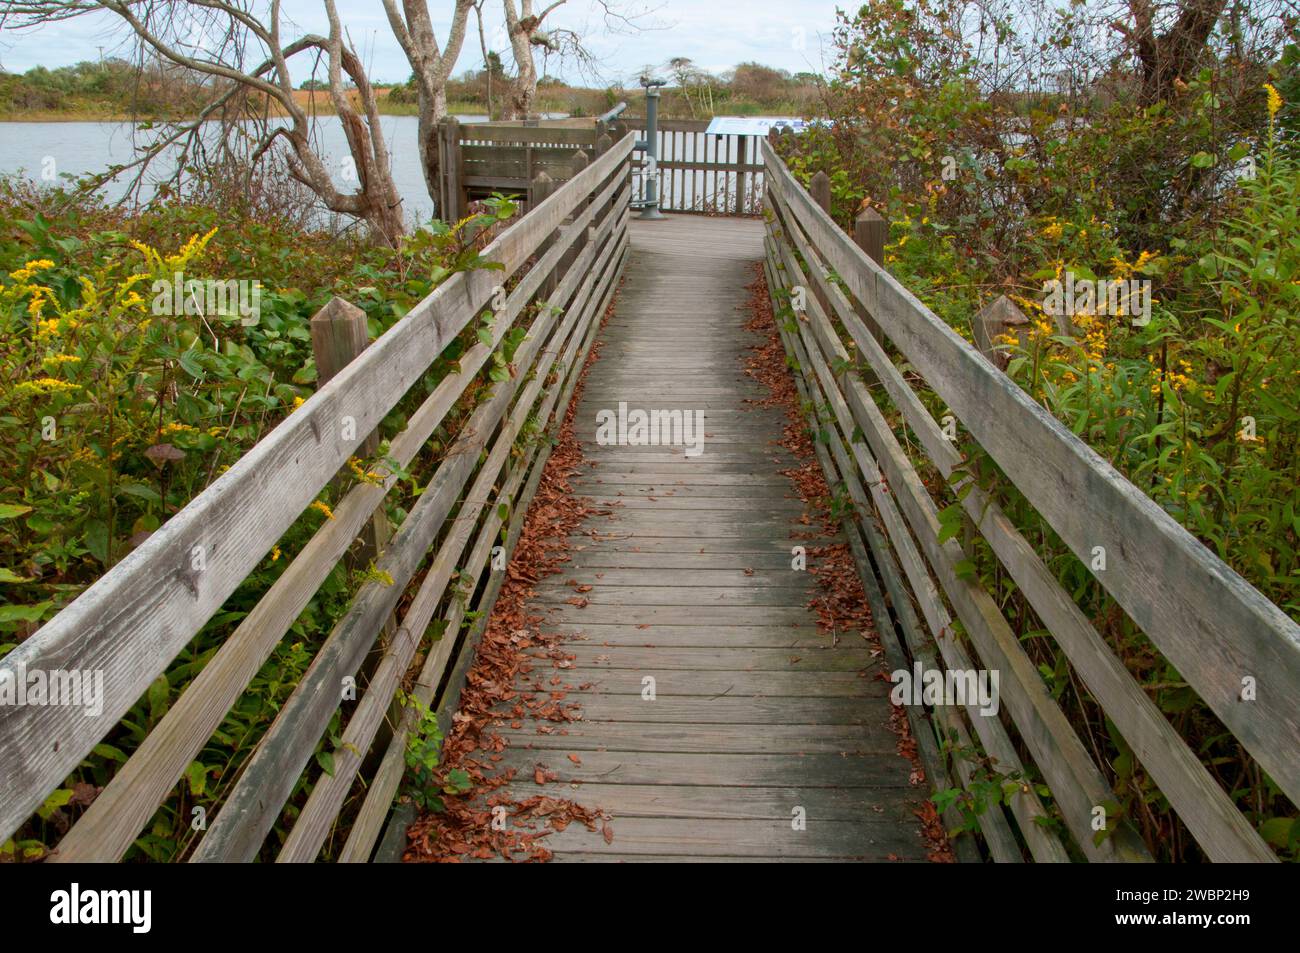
0,135,633,862
440,116,763,219
624,117,764,216
760,137,1297,862
440,116,627,219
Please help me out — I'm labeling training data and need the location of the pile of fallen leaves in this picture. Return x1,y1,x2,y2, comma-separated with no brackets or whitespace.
404,291,620,863
742,265,954,863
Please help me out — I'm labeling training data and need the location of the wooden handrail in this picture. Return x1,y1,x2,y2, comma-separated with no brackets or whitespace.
761,137,1294,861
1,135,634,858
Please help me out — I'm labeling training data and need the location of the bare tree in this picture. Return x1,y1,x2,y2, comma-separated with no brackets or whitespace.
4,0,409,243
500,0,654,118
501,0,561,118
471,0,495,118
1118,0,1232,104
380,0,475,202
667,56,714,117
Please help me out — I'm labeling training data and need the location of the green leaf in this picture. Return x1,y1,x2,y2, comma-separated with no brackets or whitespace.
444,767,472,794
147,674,169,721
83,521,109,565
0,601,51,623
1258,817,1293,848
177,347,205,379
0,504,32,520
316,750,336,777
93,743,128,763
185,760,208,797
37,788,73,820
0,568,33,584
1190,151,1215,168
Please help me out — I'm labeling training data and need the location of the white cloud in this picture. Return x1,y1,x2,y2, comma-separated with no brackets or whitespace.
0,0,840,86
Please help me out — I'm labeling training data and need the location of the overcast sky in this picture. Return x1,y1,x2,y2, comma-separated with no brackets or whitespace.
0,0,846,86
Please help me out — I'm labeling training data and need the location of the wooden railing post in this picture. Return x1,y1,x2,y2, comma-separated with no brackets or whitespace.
561,148,591,286
532,171,558,299
594,132,615,224
809,170,832,218
854,208,887,267
310,297,391,574
736,134,748,215
437,117,464,222
972,294,1029,371
853,207,888,355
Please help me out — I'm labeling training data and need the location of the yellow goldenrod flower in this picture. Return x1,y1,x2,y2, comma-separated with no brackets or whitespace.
10,259,55,281
310,500,335,520
1265,83,1282,119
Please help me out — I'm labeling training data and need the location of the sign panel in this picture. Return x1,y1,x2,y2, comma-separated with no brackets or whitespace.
704,116,812,137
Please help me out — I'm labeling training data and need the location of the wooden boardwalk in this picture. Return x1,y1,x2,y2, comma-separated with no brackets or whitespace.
484,216,928,861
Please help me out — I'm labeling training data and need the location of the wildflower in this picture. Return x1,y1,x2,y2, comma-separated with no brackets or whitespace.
13,377,80,399
271,546,282,562
10,259,55,282
348,457,383,485
310,500,335,520
40,354,82,373
1265,83,1282,120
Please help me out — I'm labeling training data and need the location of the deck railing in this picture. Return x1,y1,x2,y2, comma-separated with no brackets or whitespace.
440,115,627,219
0,135,634,862
761,137,1299,862
624,117,764,216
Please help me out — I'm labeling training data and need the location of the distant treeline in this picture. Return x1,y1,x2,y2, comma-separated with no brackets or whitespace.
1,57,826,121
0,59,213,119
393,60,826,119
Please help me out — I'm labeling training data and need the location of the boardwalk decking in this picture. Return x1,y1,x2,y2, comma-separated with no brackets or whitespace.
482,215,927,861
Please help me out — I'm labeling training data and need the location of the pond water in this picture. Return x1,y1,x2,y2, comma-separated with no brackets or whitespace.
0,114,507,226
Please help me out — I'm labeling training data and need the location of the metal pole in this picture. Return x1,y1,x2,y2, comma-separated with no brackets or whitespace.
638,81,665,220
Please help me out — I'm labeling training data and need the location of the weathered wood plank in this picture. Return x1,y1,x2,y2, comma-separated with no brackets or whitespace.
481,750,908,788
523,646,875,672
493,782,916,820
514,816,923,859
490,721,896,753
